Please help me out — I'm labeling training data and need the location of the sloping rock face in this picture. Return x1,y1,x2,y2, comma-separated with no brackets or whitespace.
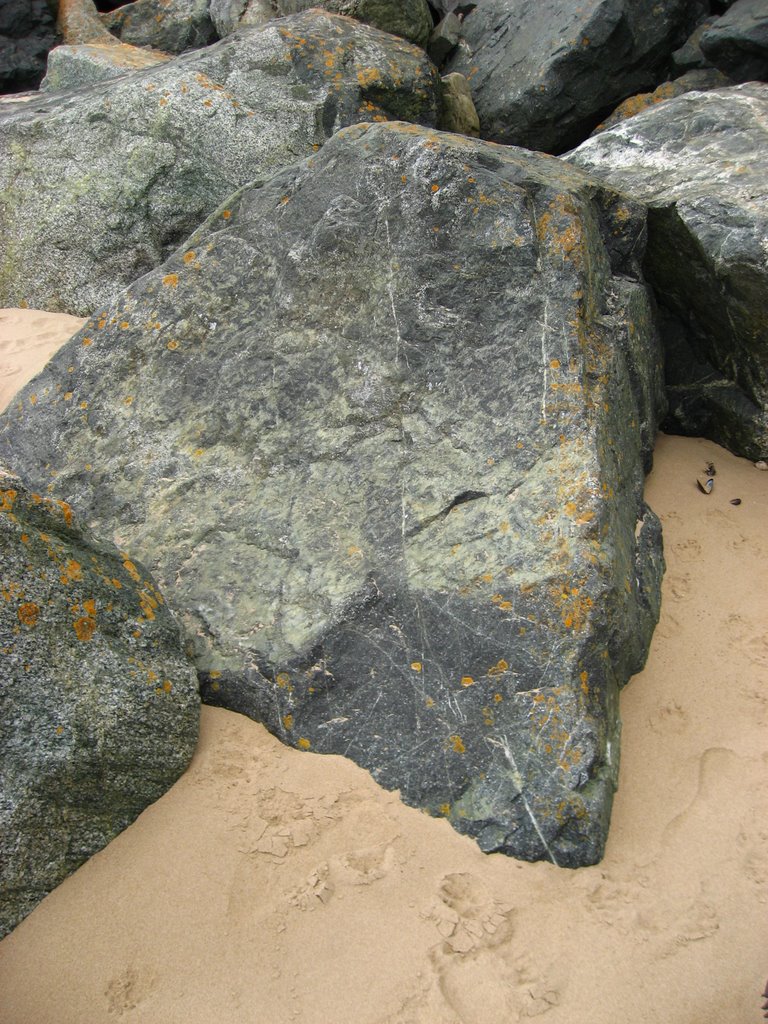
274,0,434,48
700,0,768,82
0,122,665,867
591,68,734,134
0,469,199,938
445,0,707,153
568,84,768,461
0,11,440,316
0,0,59,94
42,42,171,92
210,0,275,37
100,0,217,53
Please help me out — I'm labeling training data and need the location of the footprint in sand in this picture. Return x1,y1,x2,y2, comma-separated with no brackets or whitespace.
670,538,703,563
105,964,158,1017
665,572,692,603
284,841,398,911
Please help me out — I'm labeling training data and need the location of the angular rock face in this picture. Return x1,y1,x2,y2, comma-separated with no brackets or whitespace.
274,0,434,48
568,84,768,461
0,122,665,867
591,69,734,134
210,0,275,38
445,0,707,153
0,0,59,93
100,0,217,54
0,469,199,939
42,42,171,92
0,11,440,316
700,0,768,82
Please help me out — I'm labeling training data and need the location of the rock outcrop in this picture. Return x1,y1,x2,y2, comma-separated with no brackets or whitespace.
0,122,666,867
591,68,733,134
446,0,708,153
568,84,768,460
42,42,171,92
0,469,199,938
0,0,59,94
100,0,217,53
0,11,440,316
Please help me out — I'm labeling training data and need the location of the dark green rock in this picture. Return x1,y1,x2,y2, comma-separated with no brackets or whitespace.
568,83,768,460
0,10,440,316
274,0,434,48
0,122,665,867
100,0,216,53
0,469,199,939
445,0,707,153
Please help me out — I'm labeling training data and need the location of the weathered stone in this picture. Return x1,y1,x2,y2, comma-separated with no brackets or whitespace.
438,71,479,135
446,0,708,153
568,84,768,460
427,12,461,66
57,0,117,45
591,69,734,134
0,0,59,93
0,468,199,938
100,0,216,54
42,41,170,91
0,11,441,316
700,0,768,83
209,0,275,38
0,122,666,867
671,16,720,73
274,0,434,48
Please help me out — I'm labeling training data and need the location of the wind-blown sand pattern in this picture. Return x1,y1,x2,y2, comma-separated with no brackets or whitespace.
0,313,766,1023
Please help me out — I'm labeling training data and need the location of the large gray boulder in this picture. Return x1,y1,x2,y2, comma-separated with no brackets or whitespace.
568,83,768,461
0,122,665,867
273,0,434,48
0,468,199,938
700,0,768,82
41,41,171,91
445,0,707,153
0,10,440,316
100,0,217,53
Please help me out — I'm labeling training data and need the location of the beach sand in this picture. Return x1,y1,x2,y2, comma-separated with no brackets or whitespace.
0,311,766,1023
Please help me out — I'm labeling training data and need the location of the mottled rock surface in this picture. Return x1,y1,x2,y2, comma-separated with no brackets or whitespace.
568,84,768,460
671,16,720,73
210,0,275,37
274,0,434,48
438,71,479,135
0,0,59,93
0,11,440,316
100,0,217,53
700,0,768,82
446,0,707,153
0,122,666,866
42,41,171,91
0,469,199,939
591,69,733,134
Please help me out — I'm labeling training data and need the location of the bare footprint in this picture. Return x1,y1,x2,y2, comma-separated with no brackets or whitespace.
671,538,703,563
430,872,514,955
665,572,692,603
105,964,158,1017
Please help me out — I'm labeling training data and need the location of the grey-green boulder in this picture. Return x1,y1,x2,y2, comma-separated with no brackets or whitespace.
0,469,199,939
445,0,707,153
0,10,440,316
100,0,216,54
41,41,171,91
209,0,275,37
274,0,434,48
568,83,768,460
0,122,666,867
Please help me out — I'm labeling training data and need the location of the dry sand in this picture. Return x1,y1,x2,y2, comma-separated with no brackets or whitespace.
0,311,766,1024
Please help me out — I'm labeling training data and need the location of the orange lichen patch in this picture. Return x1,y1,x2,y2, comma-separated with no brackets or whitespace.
0,487,17,512
356,66,382,88
499,520,509,534
79,401,88,410
82,336,93,346
279,195,291,206
167,340,180,351
123,396,134,406
487,658,509,676
430,183,439,193
162,273,179,288
59,559,82,585
64,391,74,401
276,672,291,688
448,734,465,754
183,250,196,264
460,676,474,687
138,588,159,621
346,544,363,558
2,581,22,603
17,602,40,628
497,601,513,611
122,559,141,582
450,544,461,555
481,706,494,726
283,713,294,730
209,670,221,679
29,394,38,406
163,680,172,693
297,737,311,750
72,610,96,642
480,573,493,583
425,697,435,708
221,209,231,220
494,693,503,703
20,533,29,544
580,670,589,695
549,358,561,369
410,661,422,672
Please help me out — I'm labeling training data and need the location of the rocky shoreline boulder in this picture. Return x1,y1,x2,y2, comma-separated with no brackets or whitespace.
568,83,768,460
0,10,441,316
0,122,666,867
0,468,199,938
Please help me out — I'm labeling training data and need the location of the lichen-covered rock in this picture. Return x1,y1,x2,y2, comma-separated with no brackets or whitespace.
0,0,59,94
568,83,768,460
591,69,733,134
0,469,199,939
0,122,666,867
210,0,275,37
274,0,434,48
445,0,708,153
700,0,768,82
42,41,171,91
0,11,440,316
100,0,216,53
57,0,119,46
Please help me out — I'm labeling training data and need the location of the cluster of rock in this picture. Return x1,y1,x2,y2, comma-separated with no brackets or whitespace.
0,0,765,935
